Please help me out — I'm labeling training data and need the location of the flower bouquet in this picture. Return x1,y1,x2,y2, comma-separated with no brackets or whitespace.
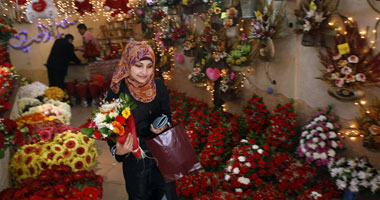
0,62,18,96
243,94,270,135
356,97,380,152
296,177,342,200
0,165,103,200
328,157,380,194
297,106,343,166
20,102,71,124
81,93,146,158
17,81,49,99
318,19,380,100
43,86,69,103
0,118,31,158
184,35,197,57
226,39,252,69
9,130,97,184
83,41,100,62
16,112,56,127
295,0,339,46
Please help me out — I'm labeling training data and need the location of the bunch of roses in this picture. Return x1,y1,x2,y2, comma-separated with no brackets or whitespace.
176,170,221,199
0,118,33,158
250,183,286,200
297,107,343,166
9,130,97,184
43,86,69,102
243,94,270,135
200,126,227,170
0,165,103,200
296,177,342,200
197,190,238,200
186,108,211,154
267,102,297,149
223,137,271,194
328,157,380,193
275,160,317,196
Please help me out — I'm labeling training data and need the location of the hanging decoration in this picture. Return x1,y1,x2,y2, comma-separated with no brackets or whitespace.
294,0,339,47
75,0,95,16
318,16,380,101
103,0,132,17
25,0,57,22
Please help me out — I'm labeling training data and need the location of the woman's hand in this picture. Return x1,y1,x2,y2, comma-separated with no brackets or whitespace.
116,134,133,155
150,124,168,135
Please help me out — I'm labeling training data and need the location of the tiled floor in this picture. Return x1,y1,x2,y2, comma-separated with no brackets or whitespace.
71,105,128,200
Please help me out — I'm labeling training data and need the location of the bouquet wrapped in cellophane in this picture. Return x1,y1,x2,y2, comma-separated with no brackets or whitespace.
81,93,146,158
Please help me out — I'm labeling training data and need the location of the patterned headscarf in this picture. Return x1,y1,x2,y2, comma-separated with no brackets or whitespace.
110,41,156,103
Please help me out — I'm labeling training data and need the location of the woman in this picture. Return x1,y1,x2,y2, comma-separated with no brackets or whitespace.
105,41,177,200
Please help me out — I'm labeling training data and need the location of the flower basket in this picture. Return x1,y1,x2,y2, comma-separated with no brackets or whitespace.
327,87,365,102
240,0,256,18
259,39,275,61
302,32,326,47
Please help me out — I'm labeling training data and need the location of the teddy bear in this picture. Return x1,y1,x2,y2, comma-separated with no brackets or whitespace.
26,0,57,22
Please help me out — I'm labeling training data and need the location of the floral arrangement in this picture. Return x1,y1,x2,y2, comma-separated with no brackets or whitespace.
184,35,197,52
328,157,380,194
297,106,343,166
9,130,97,184
176,170,221,199
223,137,272,194
44,86,69,102
172,24,187,41
356,97,380,152
0,118,30,158
17,81,49,99
218,69,242,93
319,18,380,88
83,41,100,61
296,178,342,200
146,8,165,23
0,165,103,200
250,183,286,200
294,0,338,34
16,112,55,127
226,41,251,66
267,101,297,149
0,62,17,90
20,102,71,124
243,94,270,135
249,0,284,41
0,16,17,42
223,6,239,28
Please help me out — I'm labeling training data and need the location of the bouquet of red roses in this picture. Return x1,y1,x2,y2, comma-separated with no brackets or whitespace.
244,94,270,135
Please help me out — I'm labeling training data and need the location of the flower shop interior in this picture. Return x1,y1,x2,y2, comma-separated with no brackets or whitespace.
1,0,380,199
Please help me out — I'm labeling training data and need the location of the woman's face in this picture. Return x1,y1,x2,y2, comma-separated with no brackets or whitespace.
130,59,154,83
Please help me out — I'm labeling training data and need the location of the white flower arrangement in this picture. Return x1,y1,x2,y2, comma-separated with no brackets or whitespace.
17,82,48,99
17,97,42,115
21,103,71,124
328,157,380,193
297,107,343,166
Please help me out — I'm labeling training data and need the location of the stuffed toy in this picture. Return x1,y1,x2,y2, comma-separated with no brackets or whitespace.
26,0,57,22
103,0,131,17
75,0,95,16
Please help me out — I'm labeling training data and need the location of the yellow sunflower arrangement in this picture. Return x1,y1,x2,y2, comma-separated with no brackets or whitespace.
9,130,97,184
44,87,69,102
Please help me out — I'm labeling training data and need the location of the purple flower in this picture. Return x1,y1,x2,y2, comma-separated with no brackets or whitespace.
306,156,313,163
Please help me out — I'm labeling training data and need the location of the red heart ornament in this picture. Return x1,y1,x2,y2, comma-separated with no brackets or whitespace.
206,68,221,82
32,0,47,12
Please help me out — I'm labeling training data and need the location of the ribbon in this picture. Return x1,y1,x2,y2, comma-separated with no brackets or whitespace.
116,115,145,159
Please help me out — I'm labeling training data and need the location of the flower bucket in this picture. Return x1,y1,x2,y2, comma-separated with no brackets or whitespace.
259,39,275,61
327,87,365,102
240,0,256,19
343,189,356,200
226,26,239,38
302,32,326,47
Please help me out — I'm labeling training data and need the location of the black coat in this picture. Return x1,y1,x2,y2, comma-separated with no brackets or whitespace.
46,38,80,74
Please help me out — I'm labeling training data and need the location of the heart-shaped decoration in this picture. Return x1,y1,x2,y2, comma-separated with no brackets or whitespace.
206,68,221,82
32,0,47,12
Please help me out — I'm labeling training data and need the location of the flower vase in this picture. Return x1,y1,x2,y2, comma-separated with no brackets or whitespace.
240,0,256,19
343,189,356,200
259,39,275,61
327,87,365,102
302,32,326,47
226,26,239,39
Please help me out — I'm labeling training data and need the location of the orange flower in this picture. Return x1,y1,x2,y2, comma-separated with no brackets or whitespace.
112,121,125,136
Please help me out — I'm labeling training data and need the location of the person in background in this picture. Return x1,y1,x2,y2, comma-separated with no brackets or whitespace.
76,23,100,54
46,34,81,89
105,41,178,200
